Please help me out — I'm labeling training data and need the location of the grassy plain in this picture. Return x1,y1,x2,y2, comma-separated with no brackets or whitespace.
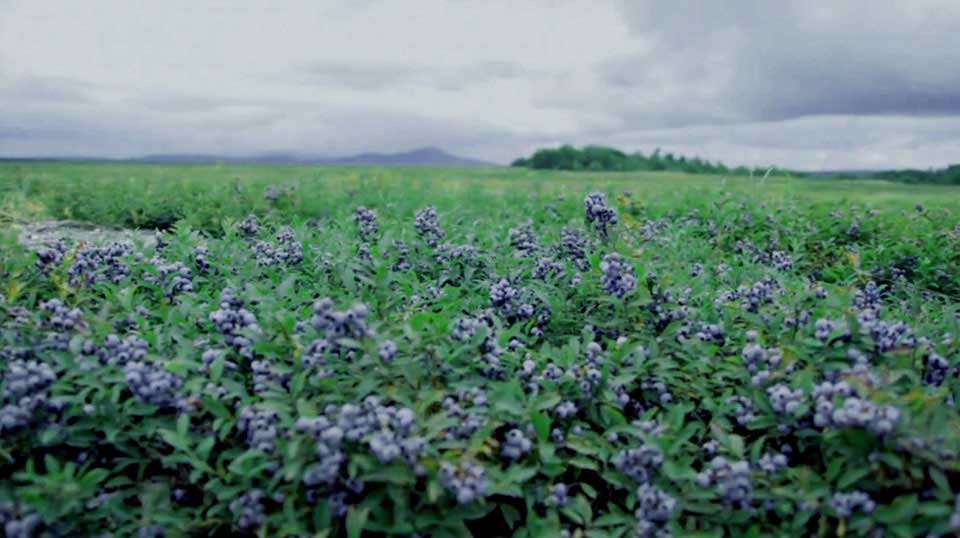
2,161,959,232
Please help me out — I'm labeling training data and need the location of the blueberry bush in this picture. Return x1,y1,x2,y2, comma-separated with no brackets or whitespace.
1,163,960,537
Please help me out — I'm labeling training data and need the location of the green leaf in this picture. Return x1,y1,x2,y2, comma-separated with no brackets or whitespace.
593,511,633,527
346,505,370,538
360,464,415,485
210,356,225,381
599,405,627,428
202,396,230,419
503,464,539,484
38,426,62,446
501,504,521,528
565,438,601,457
534,393,562,411
196,437,215,460
918,501,953,518
929,467,952,499
569,456,599,471
159,429,189,452
44,455,61,473
662,459,694,481
531,410,551,442
874,494,918,525
664,402,691,432
560,495,593,525
727,434,745,458
837,465,871,489
227,450,270,477
491,379,527,419
81,468,109,486
176,413,191,439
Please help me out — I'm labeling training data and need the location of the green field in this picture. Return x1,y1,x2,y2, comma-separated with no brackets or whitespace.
2,161,959,232
1,161,960,537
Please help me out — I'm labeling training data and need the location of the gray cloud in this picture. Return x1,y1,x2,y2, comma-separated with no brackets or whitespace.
0,88,529,160
299,62,413,91
565,0,960,126
299,60,537,91
0,75,97,104
1,0,959,169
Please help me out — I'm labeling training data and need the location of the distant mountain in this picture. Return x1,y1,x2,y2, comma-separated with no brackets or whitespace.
802,169,883,178
132,147,493,166
136,154,231,163
325,147,491,166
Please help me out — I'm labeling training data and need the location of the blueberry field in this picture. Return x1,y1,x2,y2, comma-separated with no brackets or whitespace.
2,162,960,537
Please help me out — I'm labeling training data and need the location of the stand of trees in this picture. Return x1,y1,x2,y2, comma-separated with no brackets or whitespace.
873,164,960,185
511,145,960,184
510,145,791,176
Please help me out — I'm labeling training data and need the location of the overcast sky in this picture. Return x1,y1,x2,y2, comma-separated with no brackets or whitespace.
1,0,959,169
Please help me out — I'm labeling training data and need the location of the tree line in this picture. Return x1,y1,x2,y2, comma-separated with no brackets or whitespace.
510,145,794,176
870,164,960,185
510,144,960,184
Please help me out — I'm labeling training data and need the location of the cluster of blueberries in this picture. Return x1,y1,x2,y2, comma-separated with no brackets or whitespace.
0,501,44,538
695,457,753,509
39,299,85,351
0,360,57,436
532,256,566,281
123,360,187,410
733,239,795,272
508,220,539,257
451,312,505,378
828,490,876,518
229,489,268,532
441,387,488,440
294,396,427,515
301,298,376,375
613,444,665,483
413,205,444,247
633,483,677,538
352,205,379,240
500,428,533,460
439,461,489,504
36,240,133,287
584,192,618,237
209,288,261,360
430,243,486,286
264,184,293,202
238,405,281,453
560,226,592,272
252,226,303,266
644,284,691,333
142,258,194,297
488,278,550,335
565,341,608,396
238,214,261,236
389,239,412,271
741,331,783,386
545,483,570,508
600,253,637,298
718,277,782,314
